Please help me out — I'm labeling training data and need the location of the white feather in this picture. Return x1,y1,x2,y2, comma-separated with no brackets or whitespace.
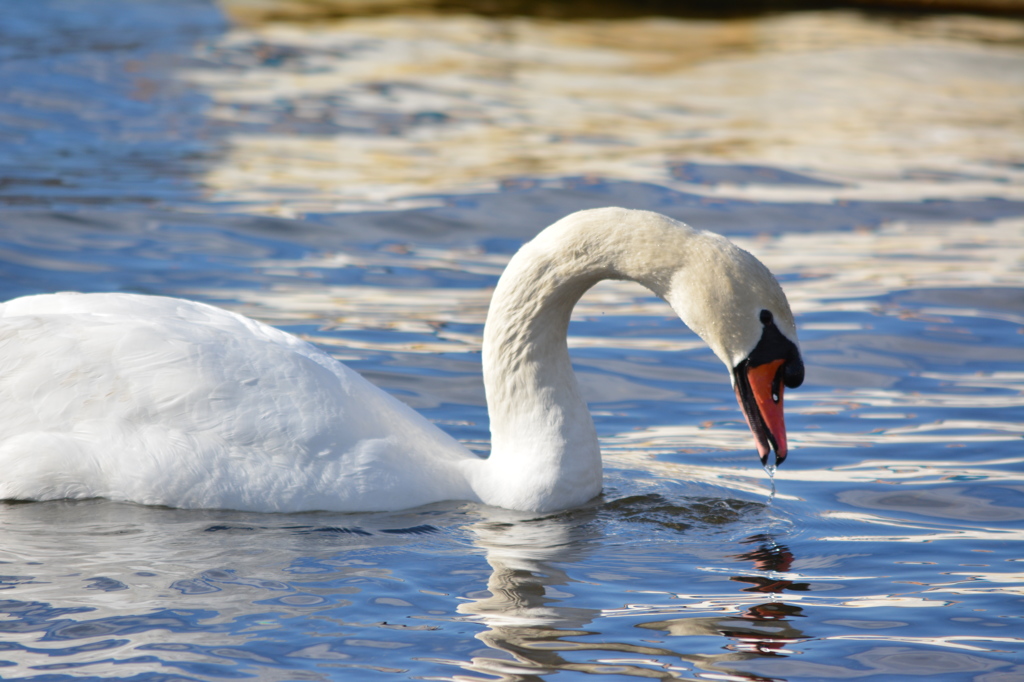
0,208,797,512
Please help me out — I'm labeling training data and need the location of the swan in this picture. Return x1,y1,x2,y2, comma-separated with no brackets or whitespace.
0,207,803,513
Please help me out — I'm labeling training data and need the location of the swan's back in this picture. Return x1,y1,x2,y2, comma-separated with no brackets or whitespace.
0,293,474,511
0,209,802,513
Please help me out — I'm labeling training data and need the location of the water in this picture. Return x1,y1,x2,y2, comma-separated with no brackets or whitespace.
1,1,1024,680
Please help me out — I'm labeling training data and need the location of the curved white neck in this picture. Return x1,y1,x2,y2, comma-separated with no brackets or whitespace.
472,208,700,511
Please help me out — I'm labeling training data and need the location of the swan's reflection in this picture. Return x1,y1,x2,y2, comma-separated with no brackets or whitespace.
639,536,809,665
457,512,810,681
0,500,808,679
453,508,600,679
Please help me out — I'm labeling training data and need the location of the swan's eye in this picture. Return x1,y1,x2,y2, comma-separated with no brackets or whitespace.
760,309,773,326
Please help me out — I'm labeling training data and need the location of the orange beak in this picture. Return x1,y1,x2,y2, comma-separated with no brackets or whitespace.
733,358,788,466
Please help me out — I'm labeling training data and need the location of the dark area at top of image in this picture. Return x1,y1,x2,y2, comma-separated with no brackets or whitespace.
228,0,1024,20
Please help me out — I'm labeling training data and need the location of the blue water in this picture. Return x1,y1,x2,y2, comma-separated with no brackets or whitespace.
2,2,1024,680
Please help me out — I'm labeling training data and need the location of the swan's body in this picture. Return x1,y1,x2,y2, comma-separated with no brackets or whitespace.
0,208,802,512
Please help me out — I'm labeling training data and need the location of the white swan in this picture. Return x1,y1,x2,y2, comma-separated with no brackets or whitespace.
0,208,803,513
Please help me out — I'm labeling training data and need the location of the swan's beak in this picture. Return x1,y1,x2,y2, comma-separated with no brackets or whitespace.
733,359,788,467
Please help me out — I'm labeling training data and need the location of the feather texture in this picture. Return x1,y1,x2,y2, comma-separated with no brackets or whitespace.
0,208,799,512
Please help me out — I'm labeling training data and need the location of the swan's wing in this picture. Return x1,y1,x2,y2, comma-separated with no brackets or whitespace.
0,293,475,511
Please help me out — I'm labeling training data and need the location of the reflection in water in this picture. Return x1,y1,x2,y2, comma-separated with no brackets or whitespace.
731,535,810,596
455,515,811,681
0,493,1021,678
3,2,1024,678
636,537,810,677
455,513,607,679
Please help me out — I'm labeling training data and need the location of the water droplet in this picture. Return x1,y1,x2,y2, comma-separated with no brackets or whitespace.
764,462,777,505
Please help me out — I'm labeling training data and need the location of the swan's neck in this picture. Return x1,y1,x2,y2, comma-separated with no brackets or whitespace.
473,209,694,511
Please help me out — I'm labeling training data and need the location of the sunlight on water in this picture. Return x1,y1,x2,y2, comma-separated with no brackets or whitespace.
1,2,1023,680
190,9,1024,213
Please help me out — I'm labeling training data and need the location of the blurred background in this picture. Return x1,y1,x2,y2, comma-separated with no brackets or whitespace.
3,0,1022,218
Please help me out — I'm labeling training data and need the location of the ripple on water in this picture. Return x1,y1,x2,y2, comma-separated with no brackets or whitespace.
1,3,1024,680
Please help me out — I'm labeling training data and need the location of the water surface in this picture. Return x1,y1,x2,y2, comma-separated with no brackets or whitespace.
1,2,1023,680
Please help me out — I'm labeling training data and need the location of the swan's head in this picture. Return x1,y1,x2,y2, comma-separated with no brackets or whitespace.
663,227,804,467
729,307,804,467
